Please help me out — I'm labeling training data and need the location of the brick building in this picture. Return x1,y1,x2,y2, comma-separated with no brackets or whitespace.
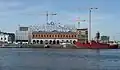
31,28,88,44
15,25,88,44
32,31,77,44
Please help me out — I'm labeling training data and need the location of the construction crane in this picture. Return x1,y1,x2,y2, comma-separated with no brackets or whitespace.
25,11,57,31
45,11,57,25
39,11,57,31
75,17,86,29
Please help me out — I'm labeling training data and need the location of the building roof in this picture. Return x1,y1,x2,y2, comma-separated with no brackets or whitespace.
77,28,88,30
0,32,9,35
0,32,15,35
32,31,76,34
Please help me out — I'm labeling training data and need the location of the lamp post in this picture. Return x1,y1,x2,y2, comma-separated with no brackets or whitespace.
88,8,98,42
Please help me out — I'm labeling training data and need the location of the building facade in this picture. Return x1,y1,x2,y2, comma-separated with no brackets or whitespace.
15,24,88,44
101,36,109,43
7,33,15,43
32,31,77,44
15,26,31,43
0,31,15,43
76,28,88,42
0,32,9,43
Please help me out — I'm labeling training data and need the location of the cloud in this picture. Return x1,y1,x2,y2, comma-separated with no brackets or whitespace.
0,1,26,12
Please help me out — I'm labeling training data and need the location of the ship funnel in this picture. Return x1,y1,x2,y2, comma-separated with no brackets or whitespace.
96,31,100,41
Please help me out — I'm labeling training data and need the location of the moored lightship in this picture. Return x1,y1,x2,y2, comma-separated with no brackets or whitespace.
75,41,118,49
74,7,118,49
75,32,118,49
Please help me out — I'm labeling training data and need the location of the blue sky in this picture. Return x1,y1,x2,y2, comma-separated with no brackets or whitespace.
0,0,120,40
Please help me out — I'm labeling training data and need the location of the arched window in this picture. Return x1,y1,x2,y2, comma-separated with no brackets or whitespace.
50,35,51,37
58,35,60,37
47,35,48,37
66,35,68,38
33,40,36,44
73,40,76,44
63,35,65,37
40,40,43,44
41,35,43,37
52,35,54,37
44,35,46,37
66,40,69,43
61,35,62,37
55,35,57,37
72,35,74,38
37,40,39,44
36,35,37,37
49,40,52,44
74,35,76,37
57,40,60,44
33,35,34,38
70,40,72,43
53,40,56,44
69,35,71,38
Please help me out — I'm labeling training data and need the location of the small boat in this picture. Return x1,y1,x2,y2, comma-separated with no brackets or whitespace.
44,44,50,48
60,42,71,48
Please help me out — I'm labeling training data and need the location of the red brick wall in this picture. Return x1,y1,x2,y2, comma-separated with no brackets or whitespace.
32,33,77,39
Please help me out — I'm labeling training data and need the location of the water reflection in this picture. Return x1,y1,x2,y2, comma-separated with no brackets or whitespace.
0,48,120,70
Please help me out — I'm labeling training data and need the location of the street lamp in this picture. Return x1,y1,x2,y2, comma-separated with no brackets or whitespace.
88,8,98,41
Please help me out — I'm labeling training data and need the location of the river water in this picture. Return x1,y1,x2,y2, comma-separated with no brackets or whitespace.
0,48,120,70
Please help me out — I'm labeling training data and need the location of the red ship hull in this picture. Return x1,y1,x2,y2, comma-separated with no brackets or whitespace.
75,41,118,49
